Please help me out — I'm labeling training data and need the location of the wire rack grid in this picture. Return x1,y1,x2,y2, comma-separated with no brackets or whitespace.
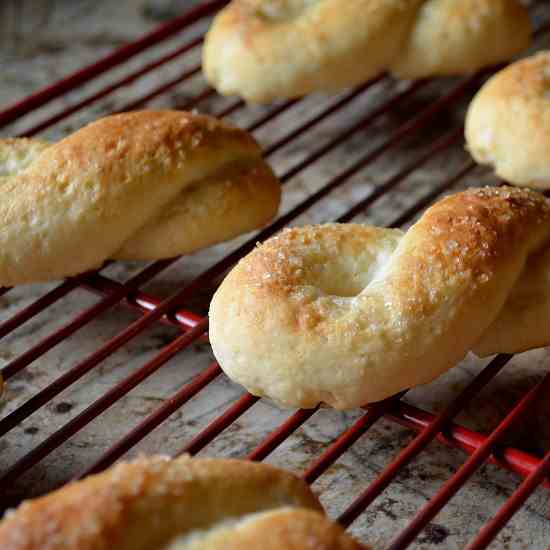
0,1,549,548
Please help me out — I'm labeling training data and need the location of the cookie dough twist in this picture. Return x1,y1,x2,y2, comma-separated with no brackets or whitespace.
0,110,281,286
0,456,365,550
210,187,550,409
466,51,550,189
203,0,531,103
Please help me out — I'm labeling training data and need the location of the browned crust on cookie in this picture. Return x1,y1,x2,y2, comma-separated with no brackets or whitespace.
210,186,550,409
0,456,322,550
0,110,281,285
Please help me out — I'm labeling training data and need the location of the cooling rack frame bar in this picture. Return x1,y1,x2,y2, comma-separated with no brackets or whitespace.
0,3,549,549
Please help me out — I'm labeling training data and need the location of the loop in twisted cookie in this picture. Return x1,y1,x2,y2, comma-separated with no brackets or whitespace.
0,455,365,550
210,187,550,409
203,0,531,103
0,110,280,286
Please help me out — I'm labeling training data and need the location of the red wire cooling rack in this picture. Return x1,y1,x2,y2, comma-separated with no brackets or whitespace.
1,1,549,548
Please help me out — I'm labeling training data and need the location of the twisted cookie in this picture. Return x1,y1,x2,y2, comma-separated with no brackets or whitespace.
210,187,550,409
203,0,531,103
466,51,550,190
0,455,365,549
0,110,281,286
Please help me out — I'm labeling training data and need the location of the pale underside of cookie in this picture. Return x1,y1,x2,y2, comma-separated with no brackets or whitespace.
0,110,281,286
169,508,364,550
466,51,550,189
0,455,365,550
472,245,550,357
203,0,531,103
209,186,550,409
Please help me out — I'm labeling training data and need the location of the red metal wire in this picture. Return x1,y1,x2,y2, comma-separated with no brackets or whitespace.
304,393,407,485
20,36,204,138
387,402,550,490
388,371,550,549
247,407,319,462
81,273,204,333
1,259,177,382
389,161,477,228
119,65,204,112
263,79,383,157
177,393,260,456
336,354,512,529
465,451,550,550
0,0,226,129
81,150,544,547
215,99,245,118
337,126,464,224
0,278,81,340
78,362,223,479
0,320,208,490
278,79,420,184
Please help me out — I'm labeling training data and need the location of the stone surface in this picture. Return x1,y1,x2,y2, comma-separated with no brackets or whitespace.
0,1,549,548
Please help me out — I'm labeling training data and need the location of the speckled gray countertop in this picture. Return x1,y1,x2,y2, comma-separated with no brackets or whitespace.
0,1,549,548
